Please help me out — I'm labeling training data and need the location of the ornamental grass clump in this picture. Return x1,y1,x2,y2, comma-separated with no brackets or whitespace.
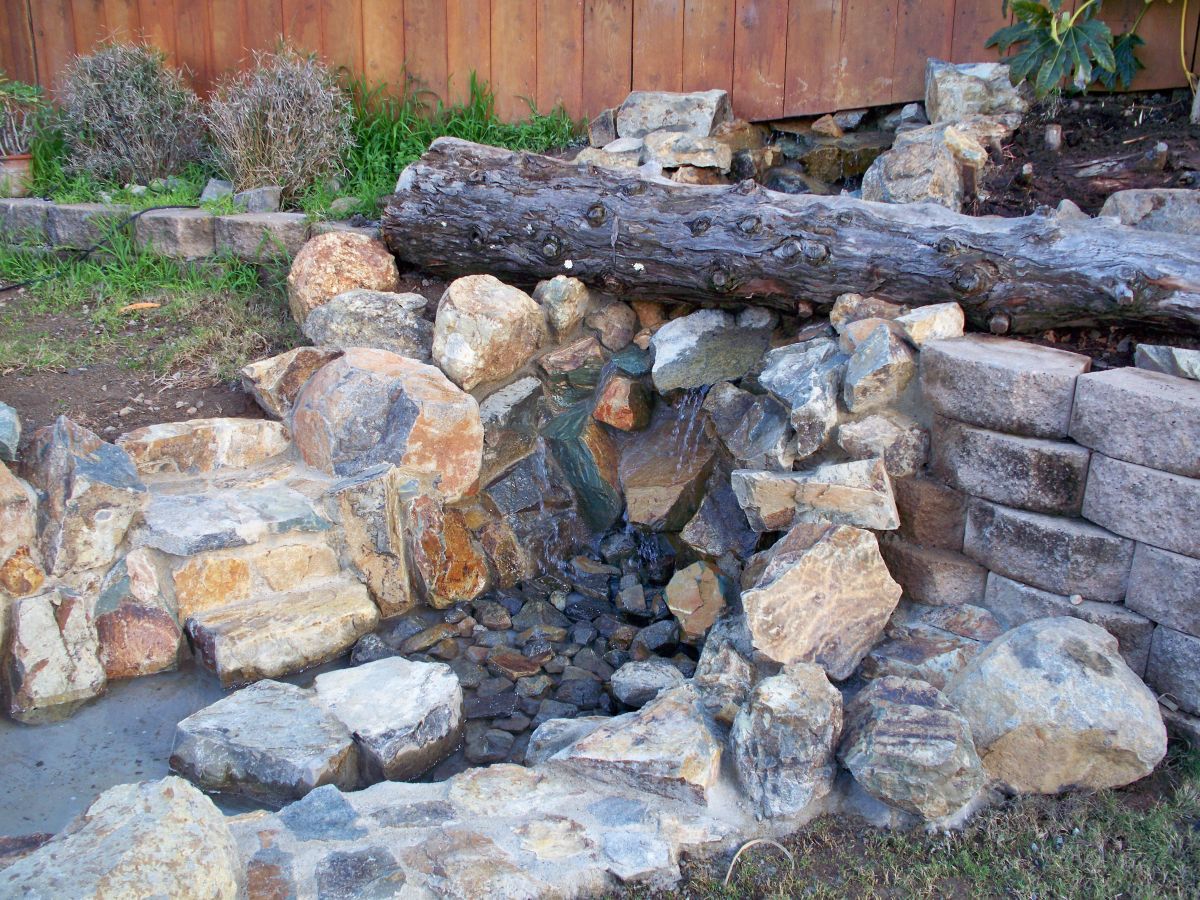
206,47,352,202
58,43,206,183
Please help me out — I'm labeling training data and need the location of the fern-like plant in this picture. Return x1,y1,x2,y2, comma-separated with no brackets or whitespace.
988,1,1119,96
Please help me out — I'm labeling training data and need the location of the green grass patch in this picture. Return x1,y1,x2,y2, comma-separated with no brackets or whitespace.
637,746,1200,900
0,234,297,381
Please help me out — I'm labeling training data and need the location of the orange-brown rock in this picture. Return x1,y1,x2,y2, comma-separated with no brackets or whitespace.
286,232,399,324
173,554,252,620
240,346,342,420
407,494,490,608
291,348,483,501
0,462,43,599
117,418,290,475
593,375,651,431
94,548,180,680
665,560,729,643
0,548,44,598
618,407,715,531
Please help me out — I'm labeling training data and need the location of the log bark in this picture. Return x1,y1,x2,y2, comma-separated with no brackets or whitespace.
382,137,1200,334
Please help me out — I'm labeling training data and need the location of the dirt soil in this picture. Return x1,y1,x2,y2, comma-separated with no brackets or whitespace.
972,90,1200,217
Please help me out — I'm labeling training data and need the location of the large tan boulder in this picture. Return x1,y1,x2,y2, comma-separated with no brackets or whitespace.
432,274,548,390
286,232,399,324
741,522,902,679
0,777,240,899
946,617,1167,794
291,348,483,501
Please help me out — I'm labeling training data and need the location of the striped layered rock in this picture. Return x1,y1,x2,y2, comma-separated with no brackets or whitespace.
117,417,291,476
740,522,902,678
733,458,899,532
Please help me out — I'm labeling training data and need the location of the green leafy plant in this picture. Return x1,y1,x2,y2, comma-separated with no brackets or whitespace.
58,43,207,182
989,0,1196,97
0,73,44,156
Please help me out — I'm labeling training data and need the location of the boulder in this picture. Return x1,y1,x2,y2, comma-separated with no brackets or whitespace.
0,778,240,900
286,232,399,324
618,404,715,531
1134,344,1200,381
315,656,464,781
433,274,548,390
946,617,1167,793
22,417,146,576
893,302,965,346
525,716,616,765
680,470,759,560
839,676,986,819
1070,367,1200,479
6,588,106,723
740,522,902,678
964,498,1134,602
830,294,907,332
0,400,19,460
757,338,846,458
302,290,433,360
610,658,685,708
1099,188,1200,236
0,462,43,599
585,299,638,350
694,639,756,726
836,413,928,478
405,494,490,607
94,549,181,679
843,322,917,412
543,404,623,532
650,308,771,392
533,275,591,337
733,458,899,532
588,108,617,146
664,561,729,642
117,417,291,475
920,336,1091,439
731,663,842,819
593,374,651,431
643,130,733,170
574,139,644,168
861,125,965,210
479,377,543,485
291,348,482,499
325,465,419,618
170,680,359,802
861,626,982,689
980,573,1153,675
616,89,733,139
925,59,1029,124
240,346,342,420
552,683,722,803
703,382,794,470
932,416,1091,515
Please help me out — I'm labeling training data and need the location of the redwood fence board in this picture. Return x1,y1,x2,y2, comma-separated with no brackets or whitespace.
2,0,1197,121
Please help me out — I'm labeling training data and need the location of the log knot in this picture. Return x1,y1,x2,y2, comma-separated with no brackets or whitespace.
737,216,762,235
586,204,608,227
688,217,712,236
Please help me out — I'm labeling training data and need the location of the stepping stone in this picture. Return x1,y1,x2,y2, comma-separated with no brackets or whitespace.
170,680,359,803
187,578,379,686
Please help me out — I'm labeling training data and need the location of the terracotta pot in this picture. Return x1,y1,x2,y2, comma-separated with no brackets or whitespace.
0,153,33,198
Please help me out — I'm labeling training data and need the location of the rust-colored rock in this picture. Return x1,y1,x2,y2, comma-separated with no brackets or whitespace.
94,548,180,680
173,554,252,621
286,232,399,324
665,561,729,643
593,375,651,431
407,494,490,608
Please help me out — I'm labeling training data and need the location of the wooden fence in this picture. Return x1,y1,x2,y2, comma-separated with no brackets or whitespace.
3,1,1198,122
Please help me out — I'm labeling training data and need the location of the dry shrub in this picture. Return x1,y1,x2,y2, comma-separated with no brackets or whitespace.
59,43,206,183
206,47,352,201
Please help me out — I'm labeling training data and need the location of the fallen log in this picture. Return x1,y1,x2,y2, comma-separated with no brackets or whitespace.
382,137,1200,334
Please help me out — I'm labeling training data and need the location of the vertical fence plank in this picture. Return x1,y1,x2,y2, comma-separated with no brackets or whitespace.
835,0,897,109
632,0,683,91
491,0,536,120
949,0,1008,63
682,0,733,95
281,0,322,54
1,0,38,85
537,0,583,115
31,0,79,89
102,0,140,41
138,0,179,61
892,0,954,103
404,0,448,104
582,0,632,116
363,0,404,92
70,0,109,50
784,0,843,115
733,0,788,120
175,0,212,89
321,0,363,77
447,0,490,104
245,0,284,53
207,0,246,76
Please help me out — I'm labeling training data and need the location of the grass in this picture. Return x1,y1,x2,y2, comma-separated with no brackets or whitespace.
635,746,1200,900
0,232,297,380
27,72,580,219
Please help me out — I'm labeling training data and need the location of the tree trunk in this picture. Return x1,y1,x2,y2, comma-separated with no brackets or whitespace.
382,137,1200,334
